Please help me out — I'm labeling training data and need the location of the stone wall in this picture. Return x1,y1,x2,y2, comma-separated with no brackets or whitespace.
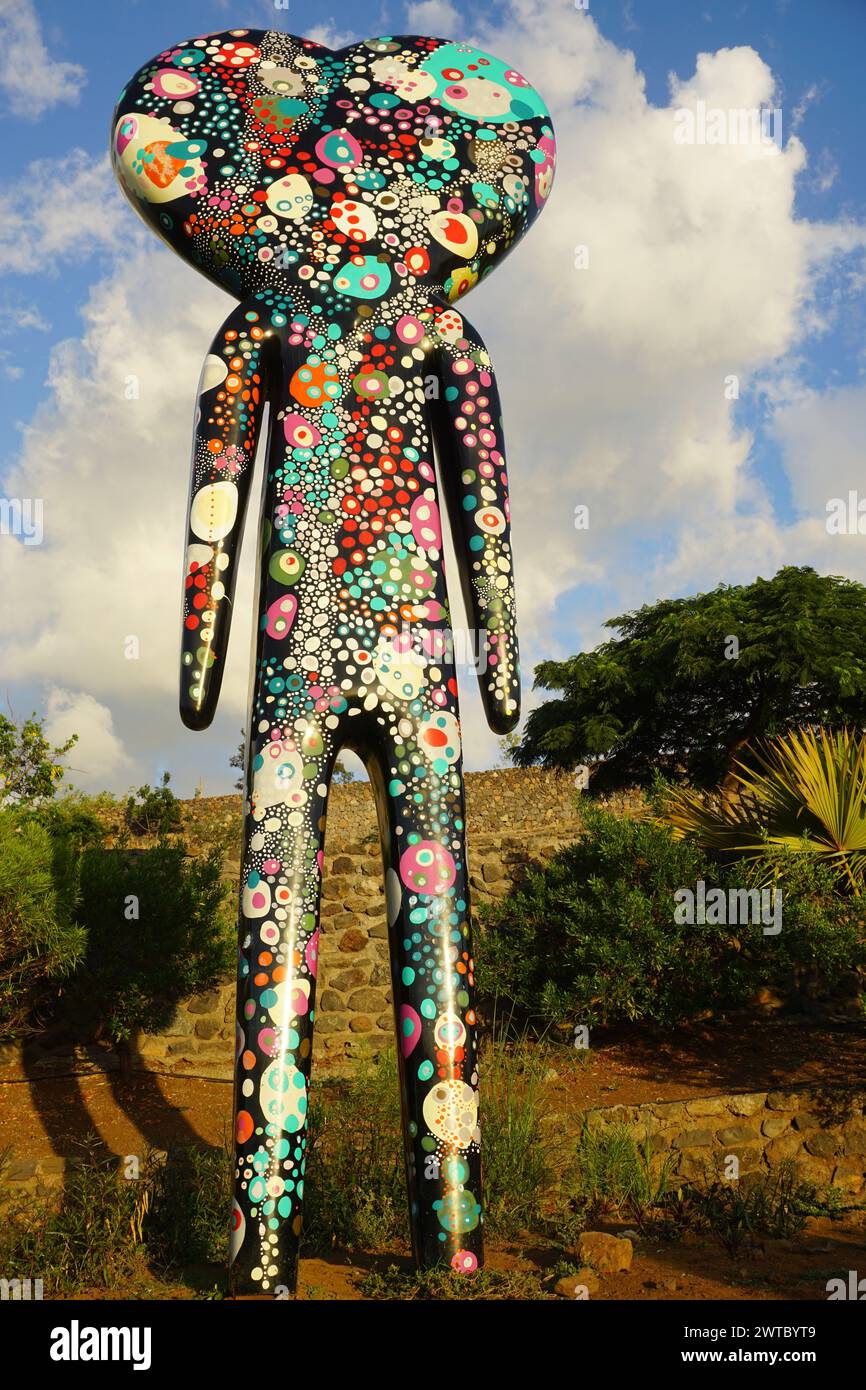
585,1087,866,1196
134,768,588,1075
5,1085,864,1201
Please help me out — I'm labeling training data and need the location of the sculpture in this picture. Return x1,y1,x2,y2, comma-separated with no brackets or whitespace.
111,27,555,1295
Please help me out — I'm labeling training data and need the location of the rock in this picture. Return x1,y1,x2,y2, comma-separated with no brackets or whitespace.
685,1098,727,1118
842,1124,866,1157
322,875,358,900
792,1113,818,1132
555,1268,599,1298
716,1125,759,1145
349,1015,373,1033
673,1129,713,1150
720,1145,762,1174
766,1090,803,1111
194,1018,220,1040
804,1131,839,1159
728,1093,767,1116
765,1133,803,1165
5,1159,37,1181
316,1014,349,1035
319,990,344,1012
577,1231,633,1273
761,1116,790,1139
187,990,221,1015
348,988,389,1013
329,967,369,992
481,860,509,884
338,929,367,953
832,1161,864,1195
331,855,355,874
796,1154,834,1184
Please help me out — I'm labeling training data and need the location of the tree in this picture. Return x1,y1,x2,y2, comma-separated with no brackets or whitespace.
515,567,866,790
0,712,76,804
230,730,246,792
124,771,183,837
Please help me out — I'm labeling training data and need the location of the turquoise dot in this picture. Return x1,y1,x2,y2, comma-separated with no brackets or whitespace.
418,1059,434,1081
402,966,416,986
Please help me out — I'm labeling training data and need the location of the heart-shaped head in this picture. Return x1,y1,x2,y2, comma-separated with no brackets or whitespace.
111,29,555,308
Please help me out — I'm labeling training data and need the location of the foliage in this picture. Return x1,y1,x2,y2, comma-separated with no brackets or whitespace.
662,726,866,894
515,567,866,789
357,1264,547,1299
480,1033,555,1236
0,1141,152,1293
229,731,246,793
568,1121,677,1223
477,803,866,1030
0,712,77,804
658,1161,850,1256
0,807,90,1040
332,756,357,785
144,1145,233,1267
303,1049,406,1253
124,771,183,837
64,840,232,1045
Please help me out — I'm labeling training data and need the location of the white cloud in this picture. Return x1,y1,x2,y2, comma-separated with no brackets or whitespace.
305,22,361,52
455,2,866,627
2,0,865,787
43,686,132,789
0,249,232,710
0,0,85,120
0,150,135,275
405,0,461,33
0,300,50,334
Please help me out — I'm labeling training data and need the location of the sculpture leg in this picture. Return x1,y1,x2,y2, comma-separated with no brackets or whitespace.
368,729,484,1273
229,745,332,1297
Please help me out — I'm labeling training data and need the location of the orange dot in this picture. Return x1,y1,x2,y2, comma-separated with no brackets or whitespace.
236,1110,254,1143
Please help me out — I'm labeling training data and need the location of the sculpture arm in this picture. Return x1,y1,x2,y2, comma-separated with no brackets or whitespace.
431,313,520,734
179,299,275,730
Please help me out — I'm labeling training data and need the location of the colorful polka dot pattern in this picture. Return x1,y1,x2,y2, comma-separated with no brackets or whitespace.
111,28,554,1295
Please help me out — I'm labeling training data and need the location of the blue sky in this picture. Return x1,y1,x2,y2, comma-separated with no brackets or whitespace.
1,0,865,794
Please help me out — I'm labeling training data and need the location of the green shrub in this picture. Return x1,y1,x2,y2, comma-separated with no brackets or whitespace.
357,1264,546,1299
0,1142,151,1293
144,1146,233,1267
0,712,76,805
0,809,89,1040
568,1121,677,1223
304,1049,406,1253
477,803,866,1030
64,841,232,1045
481,1036,554,1236
125,772,183,837
658,1160,850,1256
